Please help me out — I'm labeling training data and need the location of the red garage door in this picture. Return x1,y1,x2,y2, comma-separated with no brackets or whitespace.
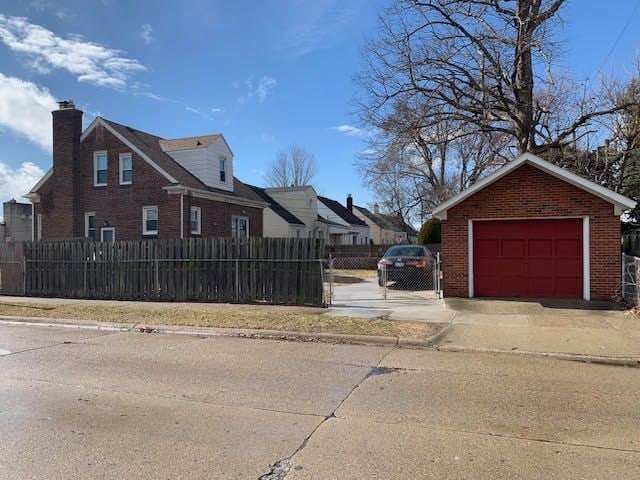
473,219,583,299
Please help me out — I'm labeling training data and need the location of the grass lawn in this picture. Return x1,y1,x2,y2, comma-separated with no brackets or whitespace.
0,299,441,339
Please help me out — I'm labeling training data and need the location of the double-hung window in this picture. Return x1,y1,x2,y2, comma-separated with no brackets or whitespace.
119,153,132,185
142,206,158,235
219,158,226,183
190,207,201,235
231,216,249,238
94,151,108,186
85,212,96,240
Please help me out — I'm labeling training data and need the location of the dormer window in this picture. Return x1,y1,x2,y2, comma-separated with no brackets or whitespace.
219,158,226,182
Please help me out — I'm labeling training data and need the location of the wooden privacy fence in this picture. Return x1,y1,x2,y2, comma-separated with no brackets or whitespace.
623,234,640,256
0,238,326,306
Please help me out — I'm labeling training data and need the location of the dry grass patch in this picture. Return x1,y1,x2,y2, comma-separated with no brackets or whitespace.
0,300,440,339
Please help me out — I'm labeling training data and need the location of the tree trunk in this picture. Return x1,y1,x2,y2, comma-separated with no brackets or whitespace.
514,0,536,152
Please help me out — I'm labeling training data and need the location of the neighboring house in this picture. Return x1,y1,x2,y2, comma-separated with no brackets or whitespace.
353,203,417,244
0,199,32,242
247,185,307,238
263,186,330,240
317,195,369,245
25,101,265,241
433,152,637,301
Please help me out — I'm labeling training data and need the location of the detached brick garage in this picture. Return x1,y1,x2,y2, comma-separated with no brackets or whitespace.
433,153,637,301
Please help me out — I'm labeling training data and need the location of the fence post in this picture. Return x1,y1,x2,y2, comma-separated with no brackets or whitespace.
83,260,87,292
21,254,26,296
235,259,239,301
155,258,160,293
383,264,387,301
328,255,333,305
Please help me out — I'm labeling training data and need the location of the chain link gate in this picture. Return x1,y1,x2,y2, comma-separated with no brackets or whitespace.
325,251,441,305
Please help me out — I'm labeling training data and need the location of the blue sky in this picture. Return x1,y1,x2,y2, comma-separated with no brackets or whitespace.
0,0,638,209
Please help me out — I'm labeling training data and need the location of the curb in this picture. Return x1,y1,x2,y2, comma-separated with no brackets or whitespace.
437,344,640,367
2,315,637,367
0,315,439,349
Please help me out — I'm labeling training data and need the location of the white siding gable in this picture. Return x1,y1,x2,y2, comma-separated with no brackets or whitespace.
164,137,233,192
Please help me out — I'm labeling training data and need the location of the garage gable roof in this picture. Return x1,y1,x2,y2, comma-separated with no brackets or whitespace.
433,152,637,219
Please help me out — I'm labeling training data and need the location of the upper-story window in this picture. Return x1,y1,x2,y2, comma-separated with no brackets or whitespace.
219,158,226,183
94,151,108,186
119,153,132,185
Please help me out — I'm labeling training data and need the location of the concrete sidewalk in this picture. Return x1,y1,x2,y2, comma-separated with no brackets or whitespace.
431,299,640,361
328,286,640,361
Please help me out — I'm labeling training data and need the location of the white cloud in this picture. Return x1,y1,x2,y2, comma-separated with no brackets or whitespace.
0,161,45,202
250,168,266,177
140,24,154,45
0,73,56,151
0,14,145,89
331,124,365,136
237,76,277,104
29,0,77,22
211,107,224,113
260,133,275,143
279,1,358,57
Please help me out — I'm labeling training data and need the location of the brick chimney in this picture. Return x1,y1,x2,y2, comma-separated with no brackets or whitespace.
346,194,353,212
51,100,83,239
373,203,380,215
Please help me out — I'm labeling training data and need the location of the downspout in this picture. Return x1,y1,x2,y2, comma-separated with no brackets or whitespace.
179,194,184,239
31,203,35,241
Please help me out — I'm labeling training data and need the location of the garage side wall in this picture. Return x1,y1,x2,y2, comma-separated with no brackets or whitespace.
441,164,621,301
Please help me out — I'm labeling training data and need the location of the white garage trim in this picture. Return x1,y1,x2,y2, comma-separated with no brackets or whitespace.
583,217,590,301
467,216,590,301
433,152,637,220
468,219,474,298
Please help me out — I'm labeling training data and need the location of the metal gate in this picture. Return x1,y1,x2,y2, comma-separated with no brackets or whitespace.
325,252,441,305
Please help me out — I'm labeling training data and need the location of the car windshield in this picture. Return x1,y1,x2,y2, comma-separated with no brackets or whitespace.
384,246,427,258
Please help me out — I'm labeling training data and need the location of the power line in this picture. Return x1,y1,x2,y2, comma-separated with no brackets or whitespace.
594,0,640,77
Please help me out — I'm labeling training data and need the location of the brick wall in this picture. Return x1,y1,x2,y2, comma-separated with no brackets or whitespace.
183,195,263,238
441,164,621,301
35,121,263,240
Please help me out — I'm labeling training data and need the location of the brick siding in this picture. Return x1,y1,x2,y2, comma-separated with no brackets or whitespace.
35,119,263,240
441,164,621,301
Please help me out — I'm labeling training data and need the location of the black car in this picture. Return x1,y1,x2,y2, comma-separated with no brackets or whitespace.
377,245,434,289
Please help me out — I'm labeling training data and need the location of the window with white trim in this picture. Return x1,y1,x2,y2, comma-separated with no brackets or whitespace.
100,227,115,242
231,216,249,238
219,158,226,182
94,151,108,186
119,153,132,185
85,212,96,240
142,206,158,235
190,206,201,235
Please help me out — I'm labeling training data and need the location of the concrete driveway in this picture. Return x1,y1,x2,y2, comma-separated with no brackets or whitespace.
1,322,639,478
328,281,640,360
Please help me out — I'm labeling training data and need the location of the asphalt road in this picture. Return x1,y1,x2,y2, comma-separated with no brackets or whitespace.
0,322,639,479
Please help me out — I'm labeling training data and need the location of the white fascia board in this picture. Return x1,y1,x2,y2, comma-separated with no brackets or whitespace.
433,152,637,218
163,185,267,209
27,168,53,195
82,117,178,184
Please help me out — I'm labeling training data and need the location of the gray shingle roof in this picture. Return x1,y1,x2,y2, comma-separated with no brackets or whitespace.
101,118,261,203
317,196,368,227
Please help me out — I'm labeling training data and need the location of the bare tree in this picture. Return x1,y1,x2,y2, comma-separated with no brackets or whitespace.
265,146,318,187
355,0,637,217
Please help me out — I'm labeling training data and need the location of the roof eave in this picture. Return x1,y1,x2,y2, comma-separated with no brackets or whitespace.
433,152,637,219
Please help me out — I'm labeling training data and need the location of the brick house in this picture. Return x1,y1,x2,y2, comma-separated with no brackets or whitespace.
433,152,636,301
25,101,265,241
